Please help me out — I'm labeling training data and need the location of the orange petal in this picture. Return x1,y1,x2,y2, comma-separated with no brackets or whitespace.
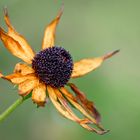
60,87,97,125
54,88,83,122
18,77,39,96
42,6,63,49
54,88,106,134
49,86,108,134
47,86,75,121
48,87,90,123
0,72,3,78
61,88,109,133
68,83,101,123
2,73,36,84
3,8,35,63
32,83,46,106
71,50,120,78
14,63,34,75
0,27,32,64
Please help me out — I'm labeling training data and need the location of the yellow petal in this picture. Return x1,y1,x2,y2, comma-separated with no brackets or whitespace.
3,8,35,63
32,83,46,106
14,63,34,75
18,77,39,96
0,27,32,64
71,50,120,78
42,6,63,49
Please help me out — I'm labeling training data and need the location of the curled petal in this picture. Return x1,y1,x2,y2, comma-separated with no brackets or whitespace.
18,77,39,96
47,86,74,121
32,83,46,106
42,6,63,49
3,73,36,84
14,63,34,75
60,87,108,132
71,50,120,78
60,87,97,124
68,83,101,123
0,27,32,64
3,8,35,63
54,88,83,122
47,86,107,134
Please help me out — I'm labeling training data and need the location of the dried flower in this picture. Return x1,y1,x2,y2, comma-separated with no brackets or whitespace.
0,7,119,134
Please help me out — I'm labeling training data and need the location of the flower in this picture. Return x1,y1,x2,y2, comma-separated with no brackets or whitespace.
0,7,119,134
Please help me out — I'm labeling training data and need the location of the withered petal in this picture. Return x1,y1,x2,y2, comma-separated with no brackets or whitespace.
0,27,32,64
68,83,101,123
61,88,108,132
2,73,36,84
0,72,3,78
47,86,75,121
60,87,97,125
14,63,35,75
42,6,63,50
47,86,109,134
18,77,39,96
48,86,86,123
3,8,35,63
54,88,83,122
47,86,98,131
81,125,109,135
71,50,119,78
32,83,47,107
54,88,106,134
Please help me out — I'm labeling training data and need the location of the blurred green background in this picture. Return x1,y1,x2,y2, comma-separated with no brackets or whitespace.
0,0,139,140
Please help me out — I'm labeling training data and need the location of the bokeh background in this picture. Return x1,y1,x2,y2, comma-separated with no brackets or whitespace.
0,0,139,140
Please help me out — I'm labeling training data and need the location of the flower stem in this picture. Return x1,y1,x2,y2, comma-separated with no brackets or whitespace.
0,94,31,122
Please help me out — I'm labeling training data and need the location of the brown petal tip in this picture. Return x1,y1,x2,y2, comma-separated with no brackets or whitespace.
97,129,110,135
3,6,8,17
103,49,120,60
58,4,64,18
68,83,101,123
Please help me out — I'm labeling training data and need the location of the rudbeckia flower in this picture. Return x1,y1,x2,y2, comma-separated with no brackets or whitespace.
0,7,119,134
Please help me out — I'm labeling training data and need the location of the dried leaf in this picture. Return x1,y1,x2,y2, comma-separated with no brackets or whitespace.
32,83,46,106
71,50,119,78
42,6,63,49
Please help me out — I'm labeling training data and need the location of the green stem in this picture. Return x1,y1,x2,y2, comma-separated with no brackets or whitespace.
0,94,30,122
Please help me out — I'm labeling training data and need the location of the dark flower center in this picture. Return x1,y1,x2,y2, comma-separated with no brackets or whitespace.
32,46,73,88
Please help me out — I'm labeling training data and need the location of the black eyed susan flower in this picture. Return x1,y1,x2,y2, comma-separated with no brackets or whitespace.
0,7,119,134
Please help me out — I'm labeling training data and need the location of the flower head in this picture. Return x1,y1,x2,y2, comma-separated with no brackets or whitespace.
0,7,119,134
32,46,73,87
